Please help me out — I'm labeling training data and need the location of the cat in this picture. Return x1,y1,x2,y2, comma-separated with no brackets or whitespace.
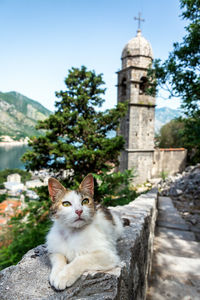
46,173,124,291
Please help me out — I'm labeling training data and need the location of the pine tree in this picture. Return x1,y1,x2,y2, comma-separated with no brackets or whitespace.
22,66,127,186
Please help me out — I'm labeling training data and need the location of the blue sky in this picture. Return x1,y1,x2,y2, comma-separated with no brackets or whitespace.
0,0,187,111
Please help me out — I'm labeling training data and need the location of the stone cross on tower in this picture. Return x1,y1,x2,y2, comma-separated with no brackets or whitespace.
134,12,145,30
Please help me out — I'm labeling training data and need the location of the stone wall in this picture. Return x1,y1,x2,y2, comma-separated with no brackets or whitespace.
0,189,158,300
127,150,154,184
152,148,187,178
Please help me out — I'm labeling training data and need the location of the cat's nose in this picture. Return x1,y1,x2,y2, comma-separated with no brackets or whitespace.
75,209,83,217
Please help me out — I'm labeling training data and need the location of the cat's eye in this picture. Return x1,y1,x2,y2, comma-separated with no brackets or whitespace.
82,198,89,205
62,201,71,207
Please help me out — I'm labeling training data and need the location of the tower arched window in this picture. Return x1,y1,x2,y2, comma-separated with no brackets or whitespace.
139,76,148,94
121,78,127,96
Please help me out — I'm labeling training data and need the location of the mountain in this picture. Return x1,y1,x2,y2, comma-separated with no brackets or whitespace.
155,107,182,133
0,91,182,140
87,107,182,138
0,91,52,140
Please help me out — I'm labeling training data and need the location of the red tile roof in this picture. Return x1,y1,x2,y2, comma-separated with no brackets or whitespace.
159,148,186,151
0,200,21,228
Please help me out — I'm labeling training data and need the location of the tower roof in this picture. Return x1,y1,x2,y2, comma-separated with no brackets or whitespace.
121,30,153,60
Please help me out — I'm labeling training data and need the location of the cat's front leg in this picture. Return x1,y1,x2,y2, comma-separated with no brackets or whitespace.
49,253,67,289
54,250,119,289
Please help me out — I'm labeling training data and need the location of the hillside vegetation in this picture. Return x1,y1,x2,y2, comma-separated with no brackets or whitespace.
0,91,51,140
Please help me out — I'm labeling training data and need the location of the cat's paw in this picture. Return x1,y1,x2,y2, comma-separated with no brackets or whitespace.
50,270,67,291
58,266,79,288
63,267,79,287
49,269,63,290
49,266,79,290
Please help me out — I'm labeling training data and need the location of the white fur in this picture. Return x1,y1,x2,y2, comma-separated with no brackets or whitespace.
46,191,123,290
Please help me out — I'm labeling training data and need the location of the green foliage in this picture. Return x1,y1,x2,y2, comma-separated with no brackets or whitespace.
94,169,137,206
157,118,185,148
157,116,200,163
22,66,127,185
161,171,168,181
0,193,7,203
0,186,52,270
150,0,200,163
181,113,200,163
0,169,32,185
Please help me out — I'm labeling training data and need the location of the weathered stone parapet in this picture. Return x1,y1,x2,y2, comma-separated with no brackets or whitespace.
152,148,187,178
0,189,158,300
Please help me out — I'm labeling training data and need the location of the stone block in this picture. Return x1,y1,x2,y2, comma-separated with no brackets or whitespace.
156,227,196,241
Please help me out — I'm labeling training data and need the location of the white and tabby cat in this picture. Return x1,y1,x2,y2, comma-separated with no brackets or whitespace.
46,173,124,290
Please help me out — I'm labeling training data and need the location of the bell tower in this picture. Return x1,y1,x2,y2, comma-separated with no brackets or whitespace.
117,22,155,183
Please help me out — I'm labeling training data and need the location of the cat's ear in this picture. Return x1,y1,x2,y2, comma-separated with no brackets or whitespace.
79,174,94,197
48,178,66,202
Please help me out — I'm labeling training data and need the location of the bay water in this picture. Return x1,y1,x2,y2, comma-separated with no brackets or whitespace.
0,145,29,170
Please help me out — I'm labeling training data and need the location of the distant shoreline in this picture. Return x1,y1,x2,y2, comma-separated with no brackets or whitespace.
0,141,29,147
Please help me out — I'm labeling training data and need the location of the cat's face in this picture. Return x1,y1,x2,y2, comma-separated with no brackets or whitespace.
48,174,95,229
